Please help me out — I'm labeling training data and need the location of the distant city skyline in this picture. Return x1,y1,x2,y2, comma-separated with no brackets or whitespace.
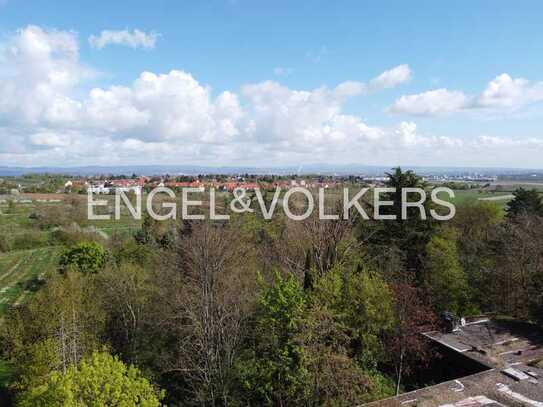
1,1,543,168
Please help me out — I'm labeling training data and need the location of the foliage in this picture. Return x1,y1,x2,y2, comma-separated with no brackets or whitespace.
12,339,60,392
506,188,543,218
110,238,154,267
491,215,543,320
2,271,106,387
452,201,501,311
33,202,87,230
301,304,395,405
357,167,436,280
311,264,394,369
424,227,471,315
6,169,543,406
234,272,310,405
386,282,437,394
59,242,107,274
17,351,164,407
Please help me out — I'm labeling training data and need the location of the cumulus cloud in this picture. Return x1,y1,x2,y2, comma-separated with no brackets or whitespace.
476,73,543,108
370,64,411,90
1,26,543,168
390,73,543,116
241,80,382,148
82,70,244,143
0,25,90,124
389,89,469,115
88,29,159,49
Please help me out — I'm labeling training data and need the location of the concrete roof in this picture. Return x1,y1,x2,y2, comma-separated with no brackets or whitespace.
423,318,543,369
363,318,543,407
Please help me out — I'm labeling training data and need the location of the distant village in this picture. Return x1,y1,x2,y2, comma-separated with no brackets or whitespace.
0,171,504,197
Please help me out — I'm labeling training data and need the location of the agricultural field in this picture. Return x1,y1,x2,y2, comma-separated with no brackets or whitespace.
0,194,142,240
449,189,514,207
0,193,145,315
0,247,60,313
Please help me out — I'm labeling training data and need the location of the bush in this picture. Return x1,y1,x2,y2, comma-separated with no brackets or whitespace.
59,242,107,274
49,226,106,247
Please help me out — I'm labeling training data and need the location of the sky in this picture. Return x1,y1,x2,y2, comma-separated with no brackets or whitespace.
1,0,543,168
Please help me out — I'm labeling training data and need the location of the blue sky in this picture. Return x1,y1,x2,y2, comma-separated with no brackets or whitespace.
1,1,543,168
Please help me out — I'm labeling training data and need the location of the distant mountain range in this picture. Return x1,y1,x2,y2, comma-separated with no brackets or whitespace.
1,165,542,177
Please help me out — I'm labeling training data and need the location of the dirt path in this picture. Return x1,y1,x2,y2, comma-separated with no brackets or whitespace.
478,194,514,201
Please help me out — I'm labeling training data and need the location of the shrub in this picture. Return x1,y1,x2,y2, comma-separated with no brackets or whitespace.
59,242,107,274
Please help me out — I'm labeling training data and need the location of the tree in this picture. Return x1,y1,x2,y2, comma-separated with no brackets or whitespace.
17,351,164,407
424,227,471,315
59,242,107,274
387,282,437,395
491,214,543,320
302,298,395,405
2,271,106,383
506,188,543,219
357,167,435,281
311,264,394,370
234,272,310,405
156,223,253,405
12,339,60,393
97,264,154,364
452,201,501,312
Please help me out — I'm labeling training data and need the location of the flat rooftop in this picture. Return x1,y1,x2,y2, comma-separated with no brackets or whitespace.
363,318,543,407
423,318,543,369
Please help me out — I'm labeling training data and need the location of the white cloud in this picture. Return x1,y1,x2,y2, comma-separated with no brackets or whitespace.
88,29,159,50
82,70,244,143
370,64,411,89
0,25,89,124
241,80,382,148
476,73,543,108
30,132,72,147
1,26,543,168
390,73,543,116
389,88,469,115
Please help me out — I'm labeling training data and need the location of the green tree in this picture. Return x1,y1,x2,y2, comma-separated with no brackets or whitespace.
506,188,543,218
17,351,164,407
234,272,309,405
424,228,470,315
12,339,60,393
357,167,435,281
59,242,107,274
311,265,394,369
452,201,501,311
2,271,106,387
302,289,395,404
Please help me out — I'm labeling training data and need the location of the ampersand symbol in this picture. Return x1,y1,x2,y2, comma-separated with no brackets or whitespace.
230,188,254,213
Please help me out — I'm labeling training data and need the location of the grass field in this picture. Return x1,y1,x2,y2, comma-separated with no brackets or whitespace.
0,247,60,313
450,189,513,205
0,196,143,240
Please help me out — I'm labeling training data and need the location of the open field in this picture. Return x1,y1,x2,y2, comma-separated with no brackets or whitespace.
0,247,59,313
449,189,514,206
0,194,143,240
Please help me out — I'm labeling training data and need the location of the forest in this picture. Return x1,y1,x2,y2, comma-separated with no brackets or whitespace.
1,168,543,406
